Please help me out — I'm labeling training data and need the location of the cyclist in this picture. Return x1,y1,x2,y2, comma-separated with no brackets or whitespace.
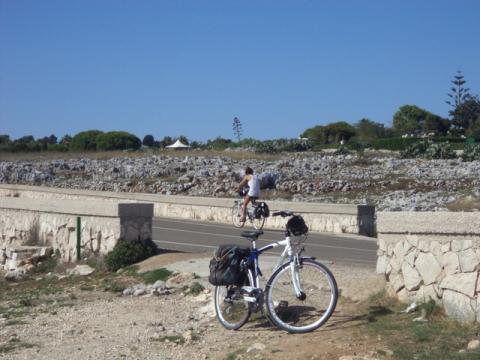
236,166,261,223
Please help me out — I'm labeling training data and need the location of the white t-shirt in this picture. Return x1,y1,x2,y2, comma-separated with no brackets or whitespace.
247,175,261,197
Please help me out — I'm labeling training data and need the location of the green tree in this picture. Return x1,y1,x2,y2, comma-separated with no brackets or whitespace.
354,118,386,142
142,134,155,147
96,131,141,151
324,122,356,143
446,70,471,114
393,105,447,135
71,130,104,151
232,117,242,142
206,137,232,150
300,125,327,143
0,135,10,145
60,134,72,145
452,96,480,133
159,136,173,148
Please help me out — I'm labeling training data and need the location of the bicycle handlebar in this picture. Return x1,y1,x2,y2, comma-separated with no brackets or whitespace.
271,210,294,217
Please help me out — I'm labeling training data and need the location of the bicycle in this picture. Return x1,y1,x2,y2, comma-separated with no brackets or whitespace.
231,196,268,230
214,211,338,333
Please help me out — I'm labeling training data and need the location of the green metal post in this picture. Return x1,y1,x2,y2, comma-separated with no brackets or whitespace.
76,216,81,261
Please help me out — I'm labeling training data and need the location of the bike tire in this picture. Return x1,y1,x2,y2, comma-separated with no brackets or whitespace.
214,271,253,330
231,203,245,228
265,258,338,333
252,215,265,230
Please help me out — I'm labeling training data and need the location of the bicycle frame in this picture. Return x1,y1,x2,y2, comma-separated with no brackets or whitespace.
246,236,304,298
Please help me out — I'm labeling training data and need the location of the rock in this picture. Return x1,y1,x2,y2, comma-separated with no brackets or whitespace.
442,290,476,322
440,272,477,298
401,262,422,291
414,252,441,285
4,268,26,281
67,265,95,276
458,249,479,273
467,339,480,350
122,288,134,296
442,252,460,275
151,280,167,290
246,343,266,353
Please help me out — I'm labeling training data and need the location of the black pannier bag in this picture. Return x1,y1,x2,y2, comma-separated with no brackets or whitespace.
254,202,270,218
286,215,309,236
208,245,250,286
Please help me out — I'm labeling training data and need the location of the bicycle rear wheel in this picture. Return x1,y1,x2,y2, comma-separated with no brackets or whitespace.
214,272,253,330
265,258,338,333
252,215,265,230
231,203,245,228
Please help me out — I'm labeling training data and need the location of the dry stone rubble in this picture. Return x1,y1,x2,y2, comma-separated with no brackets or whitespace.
2,153,480,210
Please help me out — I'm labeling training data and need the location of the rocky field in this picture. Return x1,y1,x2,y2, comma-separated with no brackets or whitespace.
1,151,480,211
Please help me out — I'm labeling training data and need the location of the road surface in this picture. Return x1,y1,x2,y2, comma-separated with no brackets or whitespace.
152,217,377,267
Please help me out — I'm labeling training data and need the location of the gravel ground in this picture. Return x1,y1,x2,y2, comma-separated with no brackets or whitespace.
0,254,386,360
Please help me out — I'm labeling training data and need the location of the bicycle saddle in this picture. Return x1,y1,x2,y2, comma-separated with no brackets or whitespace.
240,230,264,240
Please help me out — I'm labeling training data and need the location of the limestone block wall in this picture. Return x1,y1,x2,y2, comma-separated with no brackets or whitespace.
376,211,480,323
0,184,375,236
0,198,153,262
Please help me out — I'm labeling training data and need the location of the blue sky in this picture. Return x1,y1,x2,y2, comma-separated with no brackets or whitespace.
1,0,479,141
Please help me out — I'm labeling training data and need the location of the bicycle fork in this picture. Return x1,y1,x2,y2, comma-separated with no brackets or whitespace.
290,255,306,300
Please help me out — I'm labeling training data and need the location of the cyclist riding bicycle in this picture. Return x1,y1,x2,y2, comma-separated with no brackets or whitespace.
236,166,261,223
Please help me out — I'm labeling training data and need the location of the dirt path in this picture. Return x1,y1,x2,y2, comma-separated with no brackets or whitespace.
0,253,387,360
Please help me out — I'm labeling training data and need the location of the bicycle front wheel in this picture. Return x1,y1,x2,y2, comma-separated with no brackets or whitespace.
231,203,245,228
265,258,338,333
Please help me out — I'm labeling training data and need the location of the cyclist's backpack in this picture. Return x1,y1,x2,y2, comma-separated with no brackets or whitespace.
208,245,249,286
254,202,270,218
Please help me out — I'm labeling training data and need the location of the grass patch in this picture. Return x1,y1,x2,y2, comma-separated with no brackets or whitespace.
5,319,28,326
140,268,173,284
0,338,36,354
362,291,480,360
154,335,185,345
182,282,205,296
226,348,245,360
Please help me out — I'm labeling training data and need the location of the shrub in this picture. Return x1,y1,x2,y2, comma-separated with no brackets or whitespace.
96,131,141,151
47,143,69,152
424,142,456,159
371,137,419,151
400,140,429,158
70,130,104,151
401,141,457,159
462,143,480,161
105,239,158,272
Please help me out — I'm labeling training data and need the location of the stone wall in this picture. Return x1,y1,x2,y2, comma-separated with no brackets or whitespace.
0,184,375,236
376,211,480,322
0,197,153,262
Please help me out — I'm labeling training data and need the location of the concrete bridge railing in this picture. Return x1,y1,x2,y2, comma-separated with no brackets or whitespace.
376,211,480,323
0,184,375,236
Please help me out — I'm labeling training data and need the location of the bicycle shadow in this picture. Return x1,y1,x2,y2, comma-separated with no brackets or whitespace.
239,305,393,332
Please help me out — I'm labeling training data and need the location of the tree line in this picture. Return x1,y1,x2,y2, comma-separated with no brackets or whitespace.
301,71,480,146
1,71,478,153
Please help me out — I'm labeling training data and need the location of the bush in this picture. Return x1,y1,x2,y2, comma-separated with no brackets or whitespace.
400,141,429,158
96,131,141,151
105,239,158,272
401,141,456,159
462,143,480,162
424,142,456,159
70,130,104,151
47,143,69,152
371,137,419,151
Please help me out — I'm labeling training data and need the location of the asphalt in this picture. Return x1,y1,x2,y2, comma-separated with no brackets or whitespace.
152,217,378,267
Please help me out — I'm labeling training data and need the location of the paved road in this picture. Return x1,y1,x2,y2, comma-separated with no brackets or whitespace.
152,217,378,267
